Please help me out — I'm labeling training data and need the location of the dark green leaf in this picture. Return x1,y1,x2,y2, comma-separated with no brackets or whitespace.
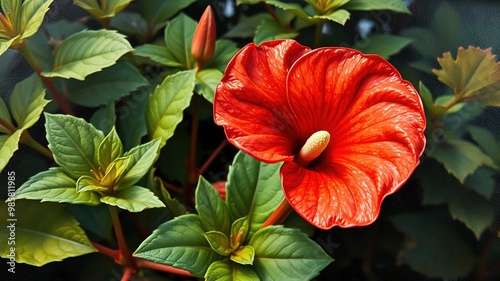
196,176,231,234
45,113,104,179
134,44,182,67
0,201,96,266
226,151,283,239
15,167,100,205
42,30,133,80
468,125,500,165
100,185,165,212
205,40,240,72
111,11,148,40
390,209,477,279
353,34,412,59
134,214,220,277
343,0,410,13
65,60,148,107
142,0,195,28
90,102,116,134
164,13,197,69
250,226,333,280
254,18,298,45
224,13,272,39
146,70,196,148
116,90,148,151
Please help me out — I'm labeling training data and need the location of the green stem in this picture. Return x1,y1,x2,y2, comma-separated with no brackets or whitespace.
19,130,54,160
136,258,194,277
261,199,293,228
314,20,325,48
17,44,75,115
108,205,134,267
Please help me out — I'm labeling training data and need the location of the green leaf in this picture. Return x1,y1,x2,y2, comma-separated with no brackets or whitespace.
205,260,260,281
100,185,165,212
134,44,182,67
226,151,284,239
110,11,148,41
0,201,96,266
230,216,249,250
265,1,312,21
195,69,222,104
224,13,272,39
204,231,232,256
343,0,410,13
134,214,220,277
20,0,53,39
196,176,231,234
42,29,133,80
10,74,49,129
0,129,22,173
44,113,104,179
418,82,447,121
254,18,298,45
100,155,130,188
116,90,148,151
164,13,197,69
146,69,196,148
432,46,500,106
231,245,255,265
0,97,12,133
426,137,496,183
97,127,123,169
353,34,412,59
205,39,240,72
416,161,495,239
141,0,195,29
468,125,500,165
65,60,148,107
313,9,350,25
464,167,496,199
390,209,477,279
118,138,161,189
74,0,130,18
0,36,20,56
66,204,113,242
15,167,101,205
76,175,108,193
2,0,21,27
150,171,187,217
90,101,116,134
250,226,333,280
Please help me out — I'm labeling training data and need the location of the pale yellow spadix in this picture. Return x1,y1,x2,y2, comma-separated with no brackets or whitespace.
295,130,330,167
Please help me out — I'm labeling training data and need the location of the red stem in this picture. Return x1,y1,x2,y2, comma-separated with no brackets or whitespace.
91,241,119,259
108,206,134,267
261,199,293,228
136,258,194,277
198,139,228,176
120,267,135,281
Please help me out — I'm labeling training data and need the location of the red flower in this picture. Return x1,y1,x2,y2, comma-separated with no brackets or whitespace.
214,40,426,229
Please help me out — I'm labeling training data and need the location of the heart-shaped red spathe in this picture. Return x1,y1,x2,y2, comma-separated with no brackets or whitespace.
214,40,426,229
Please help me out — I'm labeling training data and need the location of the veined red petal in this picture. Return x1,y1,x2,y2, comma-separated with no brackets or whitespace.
282,47,425,229
214,40,310,162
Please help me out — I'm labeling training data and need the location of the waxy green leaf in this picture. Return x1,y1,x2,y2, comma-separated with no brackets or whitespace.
98,127,123,170
250,226,333,280
65,60,148,107
226,151,283,239
16,167,100,205
164,13,197,69
100,185,165,212
146,70,196,148
20,0,54,39
74,0,131,19
118,138,161,189
134,214,220,277
10,74,49,129
42,30,133,80
204,231,232,256
0,130,22,173
196,176,231,235
0,201,96,266
45,113,104,179
134,44,182,67
433,46,500,106
77,175,108,193
195,69,222,103
230,245,255,265
205,260,260,281
0,36,20,56
313,9,350,25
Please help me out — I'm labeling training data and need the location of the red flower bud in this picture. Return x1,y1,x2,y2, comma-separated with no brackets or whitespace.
191,6,216,66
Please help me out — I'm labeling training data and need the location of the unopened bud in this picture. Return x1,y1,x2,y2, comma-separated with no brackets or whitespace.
191,6,216,67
